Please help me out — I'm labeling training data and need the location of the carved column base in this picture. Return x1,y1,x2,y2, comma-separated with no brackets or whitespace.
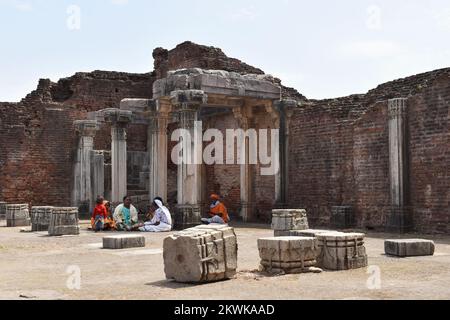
174,205,202,230
386,206,413,234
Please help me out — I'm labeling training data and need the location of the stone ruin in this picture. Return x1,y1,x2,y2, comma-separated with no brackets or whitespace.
258,237,320,274
272,209,309,237
103,235,146,250
269,209,368,272
6,204,30,228
385,239,435,257
48,207,80,236
31,206,54,232
163,224,238,283
0,201,6,220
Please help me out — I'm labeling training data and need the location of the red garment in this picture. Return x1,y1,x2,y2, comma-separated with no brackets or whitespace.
92,204,108,220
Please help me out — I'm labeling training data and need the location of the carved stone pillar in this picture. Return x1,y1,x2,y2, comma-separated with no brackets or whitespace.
73,120,99,214
146,100,170,203
387,98,412,233
274,99,297,208
104,109,133,204
171,90,207,229
233,105,255,222
90,150,105,207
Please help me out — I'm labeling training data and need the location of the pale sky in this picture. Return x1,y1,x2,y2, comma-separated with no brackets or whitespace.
1,0,450,102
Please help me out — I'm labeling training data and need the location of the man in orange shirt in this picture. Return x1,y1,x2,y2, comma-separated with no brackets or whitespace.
201,194,230,225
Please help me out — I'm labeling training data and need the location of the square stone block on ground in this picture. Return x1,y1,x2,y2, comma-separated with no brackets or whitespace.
163,225,238,283
316,232,368,271
385,239,435,257
103,235,146,249
258,236,319,274
272,209,309,232
48,207,80,236
6,204,30,227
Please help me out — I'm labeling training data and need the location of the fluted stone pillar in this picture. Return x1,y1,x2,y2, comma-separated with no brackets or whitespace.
104,109,133,204
90,150,105,206
73,120,99,213
387,98,412,233
233,105,255,222
171,90,207,229
147,101,170,203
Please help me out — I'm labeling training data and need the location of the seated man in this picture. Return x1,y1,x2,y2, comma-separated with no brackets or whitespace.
113,196,139,231
137,197,172,233
201,194,229,225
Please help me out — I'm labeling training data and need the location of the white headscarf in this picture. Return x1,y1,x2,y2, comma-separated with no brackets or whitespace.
154,199,172,225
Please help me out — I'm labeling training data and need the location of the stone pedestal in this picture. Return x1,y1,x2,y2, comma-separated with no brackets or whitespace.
48,207,80,236
6,204,30,227
331,206,355,229
276,229,336,237
316,232,368,270
272,209,309,234
385,239,435,257
258,237,320,274
31,206,54,232
103,235,146,249
0,202,6,220
163,224,238,283
174,205,201,230
104,109,133,203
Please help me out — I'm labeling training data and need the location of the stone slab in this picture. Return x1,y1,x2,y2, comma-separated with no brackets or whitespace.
103,235,146,250
163,225,237,283
6,204,30,227
31,206,53,232
385,239,435,257
48,207,79,236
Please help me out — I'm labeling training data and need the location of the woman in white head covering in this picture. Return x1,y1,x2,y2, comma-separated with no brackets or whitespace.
138,197,173,232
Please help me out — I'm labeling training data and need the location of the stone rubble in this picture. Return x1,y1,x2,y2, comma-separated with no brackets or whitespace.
6,204,30,227
272,209,309,234
31,206,54,232
48,207,80,236
163,224,238,283
258,236,320,274
103,235,146,249
385,239,435,257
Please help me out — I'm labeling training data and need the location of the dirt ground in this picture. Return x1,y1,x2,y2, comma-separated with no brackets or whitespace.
0,219,449,300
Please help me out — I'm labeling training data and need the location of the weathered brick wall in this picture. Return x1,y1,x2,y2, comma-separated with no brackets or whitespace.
0,71,154,206
287,69,450,233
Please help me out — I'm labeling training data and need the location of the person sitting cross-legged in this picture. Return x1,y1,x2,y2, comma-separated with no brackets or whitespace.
113,196,139,231
91,196,108,232
201,194,230,225
136,197,172,233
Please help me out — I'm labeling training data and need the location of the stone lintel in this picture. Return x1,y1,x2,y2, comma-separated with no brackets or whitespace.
170,90,208,109
153,68,281,101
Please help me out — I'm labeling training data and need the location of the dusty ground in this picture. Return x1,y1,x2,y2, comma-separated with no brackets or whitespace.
0,219,449,300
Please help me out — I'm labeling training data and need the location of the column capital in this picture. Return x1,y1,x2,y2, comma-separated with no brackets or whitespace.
103,108,133,126
170,90,207,111
388,98,408,119
74,120,99,137
274,99,298,115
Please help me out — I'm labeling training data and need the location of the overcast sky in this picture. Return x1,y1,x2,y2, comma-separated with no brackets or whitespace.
1,0,450,101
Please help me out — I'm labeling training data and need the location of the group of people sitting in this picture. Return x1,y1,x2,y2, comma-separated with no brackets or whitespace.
91,193,230,233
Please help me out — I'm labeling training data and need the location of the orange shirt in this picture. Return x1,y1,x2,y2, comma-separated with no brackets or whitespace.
92,204,108,220
210,201,229,223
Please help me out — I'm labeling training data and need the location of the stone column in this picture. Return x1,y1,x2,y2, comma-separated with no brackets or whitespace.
233,105,255,222
171,90,207,229
90,150,105,206
104,109,133,204
73,120,99,214
274,99,297,207
387,98,412,233
147,100,170,203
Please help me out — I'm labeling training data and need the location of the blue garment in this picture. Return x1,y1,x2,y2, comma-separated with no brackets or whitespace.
122,207,131,226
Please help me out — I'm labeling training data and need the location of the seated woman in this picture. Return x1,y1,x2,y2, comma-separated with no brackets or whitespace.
113,196,139,231
102,201,116,231
137,197,172,233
